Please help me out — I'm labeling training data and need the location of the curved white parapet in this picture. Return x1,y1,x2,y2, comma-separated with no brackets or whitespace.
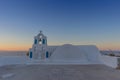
100,55,118,68
77,45,102,63
50,44,102,64
50,44,87,60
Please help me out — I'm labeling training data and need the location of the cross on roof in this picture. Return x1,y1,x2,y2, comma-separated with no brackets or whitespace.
40,30,42,34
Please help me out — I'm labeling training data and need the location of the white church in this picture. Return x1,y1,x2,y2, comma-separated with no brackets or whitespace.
0,31,117,68
28,31,103,64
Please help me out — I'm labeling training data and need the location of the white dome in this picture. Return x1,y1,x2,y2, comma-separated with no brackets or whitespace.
50,44,88,62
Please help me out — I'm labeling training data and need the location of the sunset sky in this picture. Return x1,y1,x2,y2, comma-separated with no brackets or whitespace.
0,0,120,51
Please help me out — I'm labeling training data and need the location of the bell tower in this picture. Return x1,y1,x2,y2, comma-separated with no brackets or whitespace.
29,31,48,59
34,31,47,46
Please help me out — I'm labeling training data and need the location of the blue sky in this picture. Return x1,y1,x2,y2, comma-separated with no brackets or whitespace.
0,0,120,50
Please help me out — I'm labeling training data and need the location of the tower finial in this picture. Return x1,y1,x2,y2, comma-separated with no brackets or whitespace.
40,30,42,33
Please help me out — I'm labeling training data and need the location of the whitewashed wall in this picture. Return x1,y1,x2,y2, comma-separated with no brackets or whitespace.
100,55,118,68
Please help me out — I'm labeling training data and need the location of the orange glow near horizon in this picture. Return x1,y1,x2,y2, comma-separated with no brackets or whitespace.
0,38,32,51
97,43,120,51
0,40,120,51
0,43,120,51
0,44,31,51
